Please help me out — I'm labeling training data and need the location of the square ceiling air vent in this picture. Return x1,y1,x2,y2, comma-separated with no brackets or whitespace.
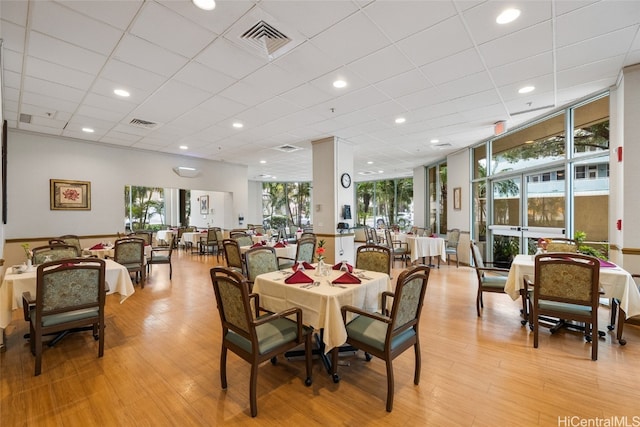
273,144,302,153
241,20,291,57
129,118,159,129
19,113,32,124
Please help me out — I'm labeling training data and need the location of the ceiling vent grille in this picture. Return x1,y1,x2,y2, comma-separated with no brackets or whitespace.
19,113,32,124
273,144,302,153
129,118,159,129
358,171,377,176
510,104,555,116
241,20,291,57
433,142,452,148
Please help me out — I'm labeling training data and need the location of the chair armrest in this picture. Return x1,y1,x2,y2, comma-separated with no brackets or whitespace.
392,241,408,250
341,305,392,324
277,256,295,268
381,291,395,316
249,293,260,318
22,291,35,321
253,306,308,341
477,266,510,275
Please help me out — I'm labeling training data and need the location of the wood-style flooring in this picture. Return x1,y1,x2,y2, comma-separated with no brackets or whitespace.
2,250,640,426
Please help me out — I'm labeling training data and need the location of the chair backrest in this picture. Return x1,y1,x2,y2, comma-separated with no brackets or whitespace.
446,229,460,249
295,237,317,263
384,229,395,248
209,267,254,339
215,228,224,243
230,230,248,239
235,235,253,248
388,265,430,334
545,238,578,253
356,245,391,275
533,253,600,306
207,228,217,243
245,246,278,282
470,240,485,269
35,258,106,323
366,227,379,244
58,234,82,253
114,238,145,265
300,232,315,240
131,231,152,245
32,244,79,264
223,239,243,270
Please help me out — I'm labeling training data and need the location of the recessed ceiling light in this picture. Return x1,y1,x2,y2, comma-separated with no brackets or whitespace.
430,139,439,143
333,80,347,89
260,160,266,164
192,0,216,11
179,145,188,150
113,89,130,97
367,161,373,165
395,117,406,124
232,122,243,129
378,170,384,174
496,8,520,24
518,86,535,94
272,176,277,180
82,127,94,133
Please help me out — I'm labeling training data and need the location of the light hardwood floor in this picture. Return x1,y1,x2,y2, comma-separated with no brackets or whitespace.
2,251,640,426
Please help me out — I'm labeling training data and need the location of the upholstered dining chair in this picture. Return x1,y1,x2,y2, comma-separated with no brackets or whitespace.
523,253,601,360
234,234,254,248
23,258,106,376
544,237,578,253
58,234,82,254
444,229,461,267
130,230,152,246
31,244,79,264
331,265,430,412
277,237,316,270
209,267,313,417
356,245,391,276
384,229,409,267
147,235,174,279
114,237,146,287
201,228,218,255
223,238,245,276
613,274,640,345
470,241,510,317
244,246,279,289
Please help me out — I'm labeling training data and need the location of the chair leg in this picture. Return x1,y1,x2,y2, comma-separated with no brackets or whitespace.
413,341,421,385
476,290,482,317
98,321,105,357
249,361,259,417
616,306,627,345
304,332,313,386
34,331,43,376
331,347,340,383
220,346,228,389
385,359,394,412
169,263,173,280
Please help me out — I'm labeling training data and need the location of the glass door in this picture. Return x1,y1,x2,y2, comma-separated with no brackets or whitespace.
488,169,566,266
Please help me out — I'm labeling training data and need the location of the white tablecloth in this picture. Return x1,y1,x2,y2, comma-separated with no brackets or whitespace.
0,259,135,329
240,244,297,259
253,267,391,352
85,245,151,259
156,230,175,243
504,254,640,319
406,236,446,262
180,232,208,246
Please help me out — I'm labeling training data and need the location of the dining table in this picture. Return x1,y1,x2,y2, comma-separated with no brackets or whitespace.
253,266,391,371
240,243,297,259
0,259,136,348
180,231,208,252
504,254,640,342
155,229,175,245
84,244,152,259
405,235,446,266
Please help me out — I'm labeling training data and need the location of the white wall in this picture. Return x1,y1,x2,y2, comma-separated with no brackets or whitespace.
413,165,426,228
247,180,263,227
6,130,248,238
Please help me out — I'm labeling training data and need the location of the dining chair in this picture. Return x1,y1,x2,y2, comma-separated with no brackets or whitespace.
234,234,253,248
356,245,391,276
147,235,174,279
223,238,245,276
209,267,313,417
114,237,146,288
201,228,218,255
331,265,430,412
523,253,601,360
613,274,640,345
278,237,316,270
384,229,409,267
444,228,461,267
544,237,578,253
58,234,82,254
130,230,152,246
22,258,106,376
31,244,79,264
470,240,510,318
230,230,248,239
244,246,279,289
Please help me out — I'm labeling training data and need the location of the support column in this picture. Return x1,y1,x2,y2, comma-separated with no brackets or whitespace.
311,137,355,265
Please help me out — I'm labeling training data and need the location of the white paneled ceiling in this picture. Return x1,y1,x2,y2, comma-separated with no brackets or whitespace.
2,0,639,182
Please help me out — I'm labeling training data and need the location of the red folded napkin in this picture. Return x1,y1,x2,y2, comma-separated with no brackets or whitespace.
251,242,262,248
274,242,286,248
599,259,617,268
284,270,314,284
255,232,263,236
332,272,361,284
332,262,353,273
90,243,104,250
293,262,315,271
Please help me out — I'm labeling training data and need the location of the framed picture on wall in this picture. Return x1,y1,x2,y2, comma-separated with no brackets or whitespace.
200,195,209,214
453,187,461,210
50,179,91,210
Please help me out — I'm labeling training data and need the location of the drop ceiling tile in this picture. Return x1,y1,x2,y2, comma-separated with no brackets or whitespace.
19,102,61,120
100,59,167,93
25,57,95,91
557,56,624,89
132,80,212,124
347,45,415,85
556,26,638,71
27,115,67,130
278,83,334,109
395,86,448,111
113,34,189,77
272,41,342,84
61,0,143,30
173,62,237,94
158,0,254,34
197,37,268,80
0,19,26,53
20,91,77,114
2,86,19,103
83,92,137,115
375,69,432,99
420,48,485,86
435,71,494,99
130,1,216,58
90,77,155,104
30,1,123,55
397,15,473,67
2,69,21,90
1,48,24,73
217,80,273,108
27,32,108,74
197,95,248,119
478,22,553,69
489,52,553,87
75,105,128,123
0,0,28,26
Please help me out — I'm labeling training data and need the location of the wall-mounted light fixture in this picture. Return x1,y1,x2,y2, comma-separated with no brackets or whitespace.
172,166,200,178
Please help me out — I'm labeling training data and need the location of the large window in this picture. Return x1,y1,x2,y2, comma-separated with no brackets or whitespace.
262,182,311,230
124,186,166,231
426,162,447,235
356,177,413,230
